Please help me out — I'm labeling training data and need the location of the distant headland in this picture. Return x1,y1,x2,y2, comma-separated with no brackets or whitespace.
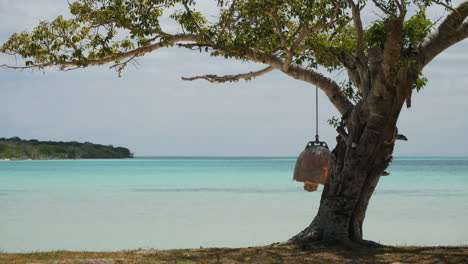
0,137,133,160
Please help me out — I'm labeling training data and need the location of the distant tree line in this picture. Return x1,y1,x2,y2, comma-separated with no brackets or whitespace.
0,137,133,159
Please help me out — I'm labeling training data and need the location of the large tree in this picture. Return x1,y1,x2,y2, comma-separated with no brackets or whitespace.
1,0,467,246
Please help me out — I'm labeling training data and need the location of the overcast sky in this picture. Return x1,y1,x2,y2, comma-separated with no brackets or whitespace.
0,0,467,156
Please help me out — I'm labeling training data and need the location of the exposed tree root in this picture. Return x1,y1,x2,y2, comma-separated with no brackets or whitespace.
289,225,386,250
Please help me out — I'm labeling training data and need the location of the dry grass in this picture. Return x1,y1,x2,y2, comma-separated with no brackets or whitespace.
1,243,467,264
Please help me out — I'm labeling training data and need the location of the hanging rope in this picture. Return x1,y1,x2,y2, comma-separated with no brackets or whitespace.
294,84,331,191
315,85,319,143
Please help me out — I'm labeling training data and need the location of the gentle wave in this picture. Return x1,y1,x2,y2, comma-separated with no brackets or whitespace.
0,187,463,197
133,187,300,193
376,189,465,197
0,189,30,193
132,187,465,196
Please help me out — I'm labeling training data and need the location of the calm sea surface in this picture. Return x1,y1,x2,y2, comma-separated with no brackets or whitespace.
1,157,467,252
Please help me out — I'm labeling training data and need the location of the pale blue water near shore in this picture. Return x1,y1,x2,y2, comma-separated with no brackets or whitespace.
1,157,467,252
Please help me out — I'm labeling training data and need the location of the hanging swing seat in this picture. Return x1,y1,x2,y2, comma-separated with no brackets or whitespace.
293,140,331,192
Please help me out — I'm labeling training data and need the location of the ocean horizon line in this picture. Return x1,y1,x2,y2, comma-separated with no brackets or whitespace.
133,155,468,159
2,156,468,162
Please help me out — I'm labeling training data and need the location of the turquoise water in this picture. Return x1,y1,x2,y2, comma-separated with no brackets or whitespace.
1,157,467,252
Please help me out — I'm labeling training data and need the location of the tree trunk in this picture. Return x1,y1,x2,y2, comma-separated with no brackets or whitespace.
290,87,407,246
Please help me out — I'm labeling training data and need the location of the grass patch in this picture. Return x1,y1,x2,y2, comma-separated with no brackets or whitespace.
0,244,467,264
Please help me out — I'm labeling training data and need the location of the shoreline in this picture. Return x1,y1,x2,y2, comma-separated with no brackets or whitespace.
1,244,467,264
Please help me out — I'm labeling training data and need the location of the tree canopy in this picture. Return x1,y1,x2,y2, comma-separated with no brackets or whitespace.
2,0,466,116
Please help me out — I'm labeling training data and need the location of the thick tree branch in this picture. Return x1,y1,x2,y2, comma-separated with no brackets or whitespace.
337,52,360,82
417,1,468,69
393,0,406,19
285,64,354,115
382,19,404,76
238,49,353,115
187,41,353,115
181,66,274,83
338,1,373,96
180,38,354,115
1,34,203,70
345,0,366,62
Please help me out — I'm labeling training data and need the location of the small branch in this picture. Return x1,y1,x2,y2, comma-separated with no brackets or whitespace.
269,9,293,71
109,54,139,77
431,0,457,13
371,0,395,16
336,51,367,93
336,126,349,142
270,9,288,50
384,133,408,144
393,0,402,11
396,134,408,141
405,89,413,108
290,25,310,52
290,3,342,52
181,1,217,47
181,66,274,83
0,64,48,70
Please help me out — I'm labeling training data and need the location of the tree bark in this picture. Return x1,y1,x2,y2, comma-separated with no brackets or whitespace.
290,82,407,246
